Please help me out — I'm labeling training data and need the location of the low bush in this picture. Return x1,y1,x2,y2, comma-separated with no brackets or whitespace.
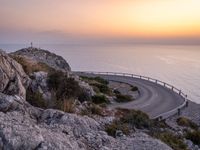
131,86,138,91
80,76,108,85
113,89,121,94
119,109,151,129
185,130,200,145
177,117,198,130
152,131,187,150
115,94,133,103
91,83,111,94
81,103,103,116
81,76,111,94
26,88,47,109
47,71,82,100
92,94,109,104
27,70,82,111
105,121,130,137
93,76,109,85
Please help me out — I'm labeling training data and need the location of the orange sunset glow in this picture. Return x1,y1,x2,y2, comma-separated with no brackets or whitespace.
0,0,200,43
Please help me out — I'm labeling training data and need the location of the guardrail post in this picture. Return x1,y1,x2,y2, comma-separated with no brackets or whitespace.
155,80,157,84
164,83,166,87
139,75,141,79
148,77,150,81
186,100,189,107
177,108,181,116
179,90,181,95
172,86,174,91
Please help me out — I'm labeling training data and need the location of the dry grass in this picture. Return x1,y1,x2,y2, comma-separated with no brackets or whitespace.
11,55,53,74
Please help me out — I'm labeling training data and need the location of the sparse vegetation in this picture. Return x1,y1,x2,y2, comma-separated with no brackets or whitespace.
177,117,198,130
11,55,54,74
105,121,130,137
151,131,187,150
131,85,138,91
80,76,111,95
81,103,103,116
47,71,87,102
115,93,133,103
105,108,152,137
80,76,109,85
119,109,151,129
90,82,111,94
185,130,200,145
113,89,121,94
92,94,109,104
27,70,90,112
26,88,47,109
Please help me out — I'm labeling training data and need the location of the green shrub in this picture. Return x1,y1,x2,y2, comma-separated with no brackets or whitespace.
115,94,133,103
26,88,47,109
46,71,90,111
78,89,91,103
90,104,103,116
91,83,111,94
81,103,103,116
131,86,138,91
47,71,82,100
80,76,111,94
93,76,109,85
92,94,109,104
119,109,151,129
185,130,200,145
105,121,130,137
47,71,65,91
80,76,108,85
177,117,198,130
152,131,187,150
113,89,121,94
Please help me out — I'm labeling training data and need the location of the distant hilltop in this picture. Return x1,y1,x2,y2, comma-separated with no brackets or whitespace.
10,47,71,72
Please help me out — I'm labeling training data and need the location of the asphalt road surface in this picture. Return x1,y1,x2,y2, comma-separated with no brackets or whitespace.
76,73,184,118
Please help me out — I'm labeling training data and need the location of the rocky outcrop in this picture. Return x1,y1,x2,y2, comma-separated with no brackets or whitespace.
0,93,172,150
11,47,71,73
0,50,29,98
29,71,52,101
11,48,94,102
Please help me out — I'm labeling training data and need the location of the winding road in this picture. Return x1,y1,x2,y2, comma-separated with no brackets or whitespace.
76,72,185,119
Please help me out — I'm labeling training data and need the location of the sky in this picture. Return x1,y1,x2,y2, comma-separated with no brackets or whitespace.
0,0,200,44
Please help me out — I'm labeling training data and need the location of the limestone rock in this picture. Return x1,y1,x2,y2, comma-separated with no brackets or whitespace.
29,71,52,101
11,47,71,73
0,50,29,98
0,93,172,150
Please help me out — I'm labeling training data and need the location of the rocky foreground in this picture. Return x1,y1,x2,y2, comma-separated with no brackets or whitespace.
0,92,172,150
0,47,199,150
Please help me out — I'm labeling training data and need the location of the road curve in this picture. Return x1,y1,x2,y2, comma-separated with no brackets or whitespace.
76,73,185,118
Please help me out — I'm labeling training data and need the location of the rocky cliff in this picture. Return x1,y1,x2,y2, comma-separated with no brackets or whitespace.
0,48,173,150
0,50,29,98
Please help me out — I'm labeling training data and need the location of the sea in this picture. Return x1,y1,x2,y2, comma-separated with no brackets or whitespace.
1,44,200,104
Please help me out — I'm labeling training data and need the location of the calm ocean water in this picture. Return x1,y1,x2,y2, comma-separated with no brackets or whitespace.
1,44,200,104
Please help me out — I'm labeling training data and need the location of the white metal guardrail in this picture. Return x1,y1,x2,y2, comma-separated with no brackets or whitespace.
75,71,189,120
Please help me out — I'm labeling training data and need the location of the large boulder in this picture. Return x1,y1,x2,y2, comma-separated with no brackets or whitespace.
11,47,71,73
0,50,29,98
